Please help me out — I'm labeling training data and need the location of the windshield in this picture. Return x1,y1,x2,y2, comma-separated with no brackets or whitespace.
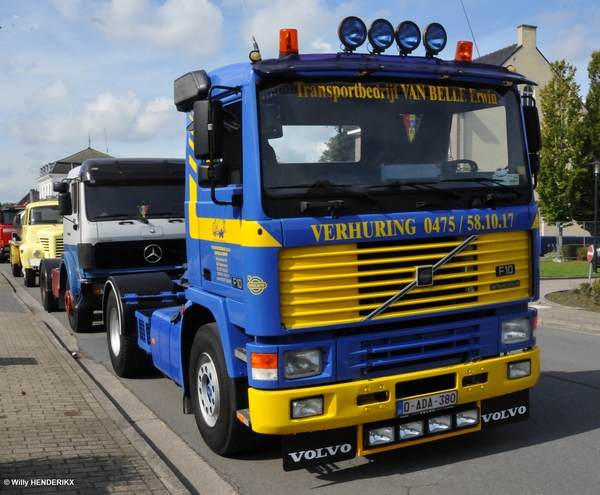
259,79,530,218
29,206,60,225
1,210,19,225
85,182,184,222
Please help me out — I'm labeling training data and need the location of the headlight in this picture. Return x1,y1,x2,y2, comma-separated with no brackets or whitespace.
508,360,532,379
33,249,42,258
399,420,424,440
284,349,322,379
367,426,395,446
428,415,452,434
456,409,479,427
338,16,367,52
502,318,531,345
291,396,323,419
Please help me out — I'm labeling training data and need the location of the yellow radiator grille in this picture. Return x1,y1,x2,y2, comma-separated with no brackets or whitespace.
278,231,531,329
39,234,64,258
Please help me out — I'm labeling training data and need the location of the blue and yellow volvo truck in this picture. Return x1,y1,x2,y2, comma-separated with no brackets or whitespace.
107,18,542,470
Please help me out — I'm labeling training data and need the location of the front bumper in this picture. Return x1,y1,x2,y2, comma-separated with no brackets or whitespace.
248,346,539,435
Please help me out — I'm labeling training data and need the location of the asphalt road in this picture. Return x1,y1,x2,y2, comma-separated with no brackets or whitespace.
6,263,600,495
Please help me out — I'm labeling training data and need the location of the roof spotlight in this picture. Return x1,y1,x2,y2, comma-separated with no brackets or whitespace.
338,16,367,52
368,19,394,54
395,21,421,55
423,22,447,57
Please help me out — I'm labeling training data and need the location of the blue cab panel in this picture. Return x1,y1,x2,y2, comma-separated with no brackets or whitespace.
136,307,184,385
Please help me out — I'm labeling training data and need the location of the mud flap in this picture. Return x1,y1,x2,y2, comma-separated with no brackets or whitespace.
481,389,529,429
282,426,356,471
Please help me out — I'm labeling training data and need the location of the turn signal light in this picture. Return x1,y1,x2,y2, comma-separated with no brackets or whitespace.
455,40,473,62
251,352,278,381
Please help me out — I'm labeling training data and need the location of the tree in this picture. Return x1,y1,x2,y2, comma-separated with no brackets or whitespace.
537,61,585,233
574,51,600,227
319,126,357,163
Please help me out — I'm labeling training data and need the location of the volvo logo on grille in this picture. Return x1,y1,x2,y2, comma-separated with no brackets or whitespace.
416,266,434,287
144,244,162,264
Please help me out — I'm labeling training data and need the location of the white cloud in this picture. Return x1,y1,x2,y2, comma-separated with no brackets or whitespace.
90,0,224,56
135,97,177,136
33,79,71,101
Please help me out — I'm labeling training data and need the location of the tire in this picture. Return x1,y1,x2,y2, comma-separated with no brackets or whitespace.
190,323,262,456
40,268,58,312
65,277,93,333
11,263,22,277
24,268,37,287
106,289,148,377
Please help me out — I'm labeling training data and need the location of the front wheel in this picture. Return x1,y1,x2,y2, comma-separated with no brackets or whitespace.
24,268,36,287
190,323,262,455
11,263,22,277
106,289,148,377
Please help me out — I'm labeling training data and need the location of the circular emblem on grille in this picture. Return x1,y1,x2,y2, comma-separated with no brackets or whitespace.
144,244,163,263
247,275,267,295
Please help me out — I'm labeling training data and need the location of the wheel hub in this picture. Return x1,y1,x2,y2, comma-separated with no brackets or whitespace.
198,355,219,427
64,290,75,316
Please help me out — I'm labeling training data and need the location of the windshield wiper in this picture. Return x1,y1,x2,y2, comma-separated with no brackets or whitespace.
441,177,522,195
145,211,184,219
268,180,377,204
93,213,149,224
367,180,461,199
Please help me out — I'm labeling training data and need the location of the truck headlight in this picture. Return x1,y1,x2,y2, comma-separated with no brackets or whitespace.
399,420,424,440
291,396,323,419
501,318,530,345
367,426,395,446
428,415,452,434
33,249,42,258
508,360,532,379
284,349,322,379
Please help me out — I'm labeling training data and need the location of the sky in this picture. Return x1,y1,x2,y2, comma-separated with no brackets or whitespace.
2,0,599,204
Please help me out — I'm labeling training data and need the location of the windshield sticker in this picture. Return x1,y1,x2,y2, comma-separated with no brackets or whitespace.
292,81,499,105
403,114,421,142
493,168,520,185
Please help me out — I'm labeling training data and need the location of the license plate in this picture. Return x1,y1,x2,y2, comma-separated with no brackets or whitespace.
397,391,458,417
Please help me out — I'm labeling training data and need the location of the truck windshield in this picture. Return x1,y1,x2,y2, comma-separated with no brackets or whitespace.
85,182,184,222
1,210,19,225
29,206,60,225
258,78,531,218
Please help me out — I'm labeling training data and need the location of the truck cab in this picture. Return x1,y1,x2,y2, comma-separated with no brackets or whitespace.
40,158,186,335
0,205,24,263
10,200,63,286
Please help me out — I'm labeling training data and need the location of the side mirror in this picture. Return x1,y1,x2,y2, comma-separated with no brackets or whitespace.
523,105,541,154
58,192,73,216
193,99,224,160
13,214,21,228
54,181,69,194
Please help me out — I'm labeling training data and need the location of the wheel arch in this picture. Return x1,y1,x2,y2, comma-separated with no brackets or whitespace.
103,272,177,337
180,289,251,397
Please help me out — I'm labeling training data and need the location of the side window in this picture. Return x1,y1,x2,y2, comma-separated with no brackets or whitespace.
522,85,535,107
223,101,243,184
71,181,78,214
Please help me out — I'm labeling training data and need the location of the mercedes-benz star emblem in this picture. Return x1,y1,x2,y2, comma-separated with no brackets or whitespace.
144,244,162,264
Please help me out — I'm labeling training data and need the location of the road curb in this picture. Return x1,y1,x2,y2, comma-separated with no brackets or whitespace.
8,275,237,495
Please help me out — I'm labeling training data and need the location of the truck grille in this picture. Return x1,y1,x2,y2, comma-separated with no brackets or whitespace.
279,231,531,329
39,235,64,258
94,239,186,270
